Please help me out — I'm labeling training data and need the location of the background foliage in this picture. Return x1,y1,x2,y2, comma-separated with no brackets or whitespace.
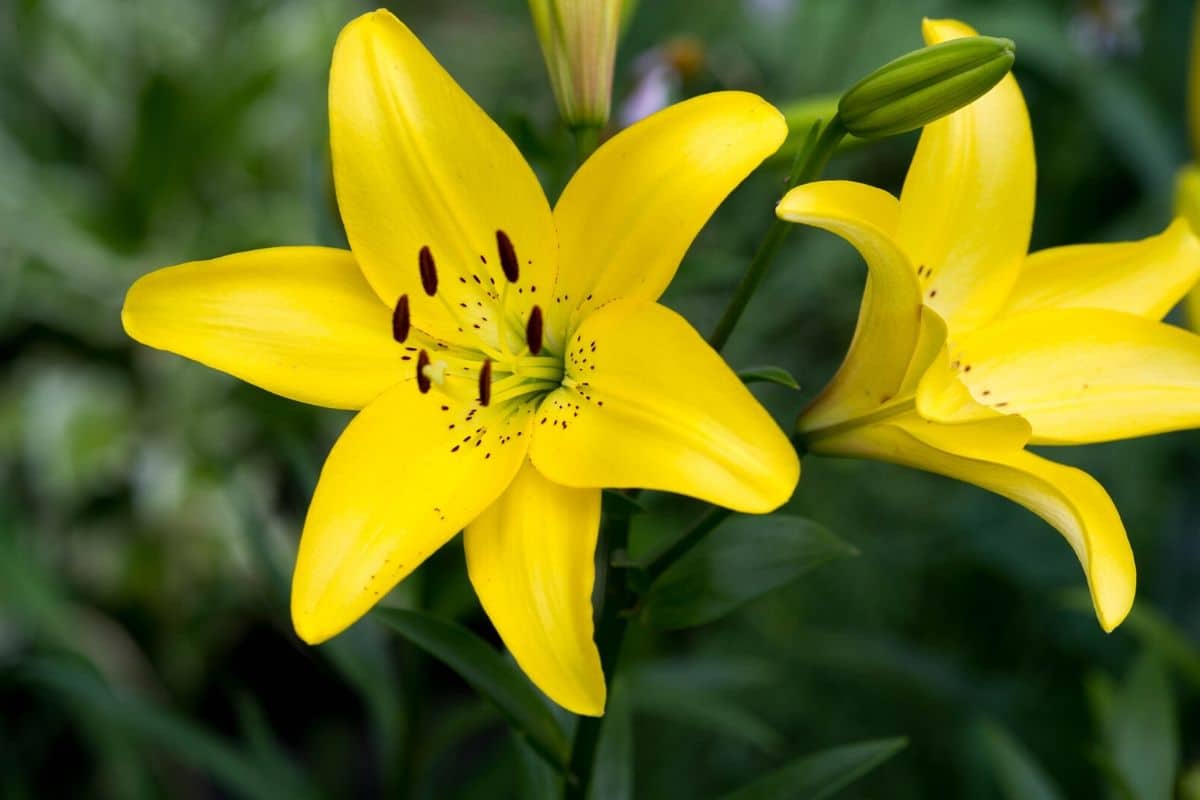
2,0,1199,797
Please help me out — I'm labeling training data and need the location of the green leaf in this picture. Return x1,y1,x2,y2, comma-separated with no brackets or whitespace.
1100,655,1178,800
641,514,856,630
512,730,564,800
630,658,784,754
720,737,908,800
1116,603,1200,692
23,656,315,800
973,720,1065,800
738,365,801,390
587,677,634,800
373,607,570,770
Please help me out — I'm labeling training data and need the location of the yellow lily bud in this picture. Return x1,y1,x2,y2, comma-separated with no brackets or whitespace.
838,35,1015,139
529,0,624,128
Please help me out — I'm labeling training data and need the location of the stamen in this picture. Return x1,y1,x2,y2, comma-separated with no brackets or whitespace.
525,305,544,355
419,246,438,296
478,359,493,406
416,349,432,393
496,230,519,283
392,294,411,342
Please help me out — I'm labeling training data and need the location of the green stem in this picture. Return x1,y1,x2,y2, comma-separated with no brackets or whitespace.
708,116,847,352
641,506,731,581
572,124,601,165
565,512,634,800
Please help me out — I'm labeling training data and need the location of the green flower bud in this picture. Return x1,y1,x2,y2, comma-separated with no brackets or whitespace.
529,0,625,129
838,35,1015,139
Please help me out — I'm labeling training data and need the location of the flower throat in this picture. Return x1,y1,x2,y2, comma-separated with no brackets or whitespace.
390,230,564,408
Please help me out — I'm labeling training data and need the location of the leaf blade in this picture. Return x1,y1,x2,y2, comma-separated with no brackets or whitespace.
373,607,570,770
720,737,908,800
738,365,802,390
641,514,856,630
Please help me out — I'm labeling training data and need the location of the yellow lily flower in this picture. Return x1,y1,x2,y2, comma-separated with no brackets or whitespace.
779,18,1200,633
120,10,798,716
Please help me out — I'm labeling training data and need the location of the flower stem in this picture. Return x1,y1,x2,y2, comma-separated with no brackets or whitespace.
641,505,731,581
708,116,847,352
562,117,847,797
565,510,634,799
572,124,602,165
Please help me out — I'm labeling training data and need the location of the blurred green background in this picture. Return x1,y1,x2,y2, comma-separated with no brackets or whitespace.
3,0,1200,797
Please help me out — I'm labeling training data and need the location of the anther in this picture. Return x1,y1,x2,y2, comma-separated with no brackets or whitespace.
496,230,519,283
525,305,544,355
392,294,411,342
416,350,432,393
478,359,493,406
419,246,438,296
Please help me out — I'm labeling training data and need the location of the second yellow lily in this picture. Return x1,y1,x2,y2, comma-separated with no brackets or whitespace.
780,18,1200,633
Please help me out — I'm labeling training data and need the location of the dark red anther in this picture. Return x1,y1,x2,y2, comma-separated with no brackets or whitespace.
392,294,411,342
525,305,543,355
478,359,492,407
418,246,438,296
416,350,431,393
496,230,519,283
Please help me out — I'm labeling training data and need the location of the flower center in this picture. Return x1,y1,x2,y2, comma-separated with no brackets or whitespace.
389,231,566,407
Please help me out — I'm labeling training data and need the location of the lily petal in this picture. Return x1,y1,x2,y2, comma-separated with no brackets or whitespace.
1002,219,1200,320
465,461,605,716
812,412,1135,632
292,385,533,643
778,181,923,431
330,10,557,347
529,299,798,513
897,307,950,397
122,247,403,410
896,18,1036,333
919,308,1200,444
549,92,786,337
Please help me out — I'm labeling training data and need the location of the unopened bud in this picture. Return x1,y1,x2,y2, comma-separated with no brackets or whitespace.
838,35,1015,139
529,0,624,128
